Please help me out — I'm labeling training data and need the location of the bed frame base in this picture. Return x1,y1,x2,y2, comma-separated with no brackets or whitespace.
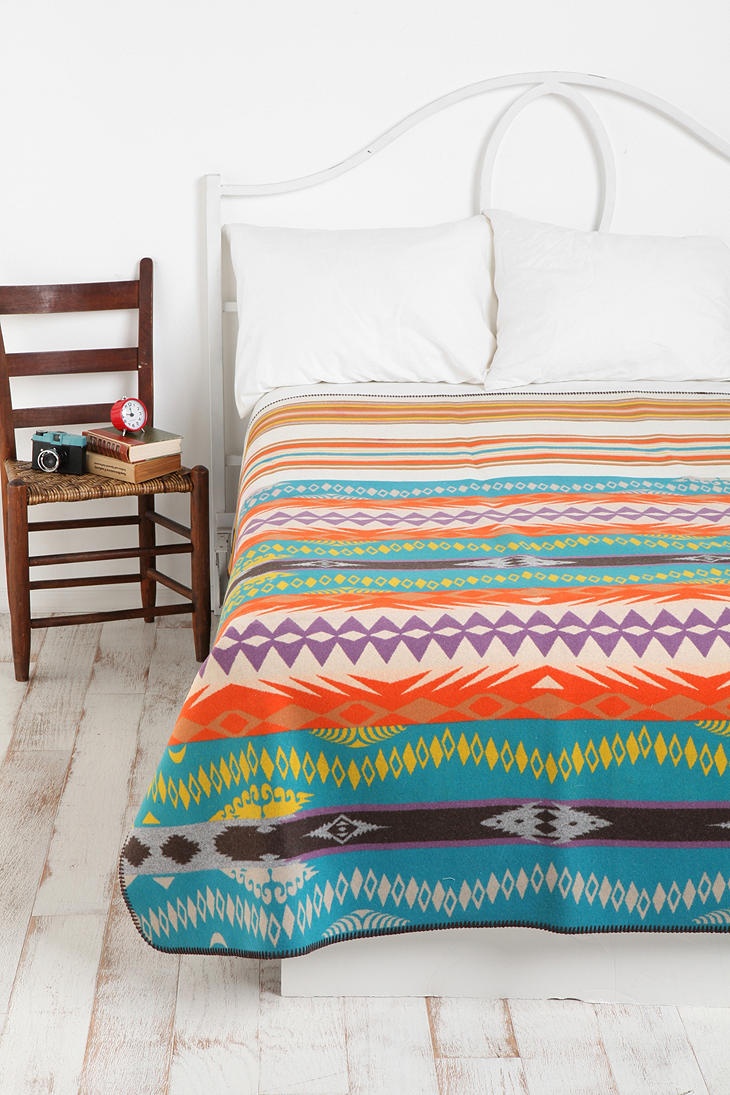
281,928,730,1004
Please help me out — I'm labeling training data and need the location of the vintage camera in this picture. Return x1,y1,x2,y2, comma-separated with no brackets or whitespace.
31,430,87,474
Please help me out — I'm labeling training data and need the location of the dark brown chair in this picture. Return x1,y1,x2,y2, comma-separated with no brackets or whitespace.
0,258,211,681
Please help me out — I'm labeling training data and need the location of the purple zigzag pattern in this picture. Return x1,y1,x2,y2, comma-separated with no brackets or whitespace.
243,504,730,534
211,607,730,673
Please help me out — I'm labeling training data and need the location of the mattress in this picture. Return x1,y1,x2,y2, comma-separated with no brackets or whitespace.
120,383,730,957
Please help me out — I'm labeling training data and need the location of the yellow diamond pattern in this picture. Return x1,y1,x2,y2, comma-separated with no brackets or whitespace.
654,734,668,765
545,754,558,784
625,732,640,764
442,729,456,760
146,723,729,813
289,748,301,780
402,743,417,775
572,742,584,774
316,753,330,783
331,757,346,787
612,734,626,766
361,756,376,786
700,745,714,775
668,735,683,767
584,741,600,773
259,749,274,781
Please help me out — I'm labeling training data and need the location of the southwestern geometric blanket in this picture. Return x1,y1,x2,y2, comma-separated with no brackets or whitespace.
121,386,730,956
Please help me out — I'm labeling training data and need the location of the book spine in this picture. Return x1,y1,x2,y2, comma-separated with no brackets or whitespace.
85,434,131,461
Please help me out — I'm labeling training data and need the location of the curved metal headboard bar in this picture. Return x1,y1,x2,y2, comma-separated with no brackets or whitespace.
479,80,618,230
221,70,730,198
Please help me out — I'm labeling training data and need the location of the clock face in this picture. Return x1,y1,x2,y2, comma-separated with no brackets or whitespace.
112,394,147,427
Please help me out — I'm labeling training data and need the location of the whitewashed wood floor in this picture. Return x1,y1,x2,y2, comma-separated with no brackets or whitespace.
1,614,729,1095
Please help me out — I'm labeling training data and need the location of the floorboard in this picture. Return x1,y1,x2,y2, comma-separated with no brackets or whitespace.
0,913,106,1095
87,618,158,696
508,999,619,1095
435,1056,529,1095
79,890,180,1095
678,1006,730,1095
257,960,350,1095
0,747,70,1014
33,691,142,916
0,660,28,766
428,995,518,1059
596,1003,709,1095
168,955,260,1094
344,996,440,1095
11,623,101,751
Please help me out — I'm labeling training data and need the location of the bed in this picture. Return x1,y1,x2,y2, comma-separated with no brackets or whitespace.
120,72,730,1002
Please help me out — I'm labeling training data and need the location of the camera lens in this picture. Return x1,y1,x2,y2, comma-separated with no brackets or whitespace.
37,447,60,472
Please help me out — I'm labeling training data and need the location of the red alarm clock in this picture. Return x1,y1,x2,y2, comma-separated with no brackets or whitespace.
110,397,148,434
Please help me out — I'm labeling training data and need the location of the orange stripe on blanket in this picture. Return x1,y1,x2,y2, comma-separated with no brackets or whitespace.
171,664,730,744
240,451,730,489
246,398,730,444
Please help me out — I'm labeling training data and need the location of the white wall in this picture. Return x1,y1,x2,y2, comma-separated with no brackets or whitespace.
1,0,729,611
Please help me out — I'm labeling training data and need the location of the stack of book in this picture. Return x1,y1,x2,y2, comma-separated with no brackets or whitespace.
83,426,183,483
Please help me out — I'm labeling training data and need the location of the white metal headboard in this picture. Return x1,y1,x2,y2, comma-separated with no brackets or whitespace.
204,70,730,608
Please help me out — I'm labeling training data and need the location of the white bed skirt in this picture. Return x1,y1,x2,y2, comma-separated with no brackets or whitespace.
280,927,730,1004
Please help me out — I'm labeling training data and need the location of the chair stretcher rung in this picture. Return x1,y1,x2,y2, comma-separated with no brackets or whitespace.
29,515,141,533
30,603,193,629
147,567,193,599
144,511,191,538
29,543,192,567
29,573,141,591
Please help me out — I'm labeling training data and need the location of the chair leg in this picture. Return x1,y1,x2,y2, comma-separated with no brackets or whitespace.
7,481,31,682
189,465,211,661
138,494,156,623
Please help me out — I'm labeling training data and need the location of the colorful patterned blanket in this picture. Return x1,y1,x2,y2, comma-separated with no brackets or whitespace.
121,386,730,956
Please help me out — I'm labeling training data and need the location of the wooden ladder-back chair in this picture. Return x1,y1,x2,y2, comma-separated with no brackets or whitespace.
0,258,211,681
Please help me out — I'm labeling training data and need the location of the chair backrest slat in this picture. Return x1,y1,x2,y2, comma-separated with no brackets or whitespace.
7,347,139,377
14,403,116,431
0,280,139,315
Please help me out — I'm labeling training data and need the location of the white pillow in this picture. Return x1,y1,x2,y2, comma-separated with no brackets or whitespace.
228,217,496,410
485,210,730,388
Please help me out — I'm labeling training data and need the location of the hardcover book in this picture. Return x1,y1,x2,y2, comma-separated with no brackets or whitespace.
83,425,182,462
86,450,182,483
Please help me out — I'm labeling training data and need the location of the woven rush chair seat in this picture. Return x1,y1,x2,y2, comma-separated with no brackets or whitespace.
0,258,211,681
5,458,195,504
